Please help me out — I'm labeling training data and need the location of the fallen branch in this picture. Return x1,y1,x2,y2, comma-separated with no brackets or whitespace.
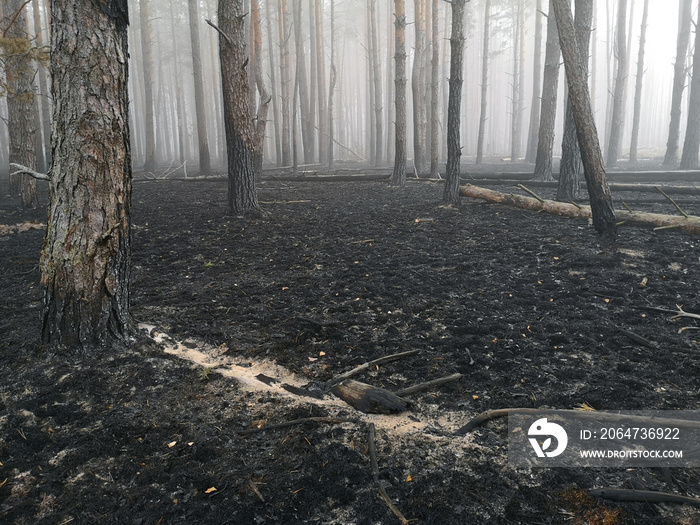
655,186,689,218
460,184,700,235
10,163,50,181
237,416,357,435
638,305,700,321
394,373,462,397
616,327,657,349
331,380,408,414
455,408,700,435
368,423,411,525
589,488,700,509
327,349,419,386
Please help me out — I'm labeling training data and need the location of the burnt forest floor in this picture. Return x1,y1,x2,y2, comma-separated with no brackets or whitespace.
1,165,699,524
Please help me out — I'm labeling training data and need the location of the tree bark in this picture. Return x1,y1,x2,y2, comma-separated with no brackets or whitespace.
412,0,427,175
510,0,525,162
390,0,407,186
188,0,211,174
278,0,292,166
429,0,440,178
328,0,336,167
533,0,561,181
679,1,700,170
368,0,382,166
292,0,313,164
251,0,270,178
169,2,186,165
266,0,282,165
552,0,617,243
663,0,692,166
557,0,593,201
314,0,328,164
443,0,466,204
605,0,628,167
525,0,543,163
628,0,649,163
41,0,133,351
4,0,38,207
140,0,157,172
475,0,491,165
219,0,260,216
32,0,51,172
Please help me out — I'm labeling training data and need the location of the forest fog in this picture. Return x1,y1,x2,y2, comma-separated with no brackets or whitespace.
0,0,686,173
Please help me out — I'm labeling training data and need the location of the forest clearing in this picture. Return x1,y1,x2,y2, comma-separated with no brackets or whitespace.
1,168,700,524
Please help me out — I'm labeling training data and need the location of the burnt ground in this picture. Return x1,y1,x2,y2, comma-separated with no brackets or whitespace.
1,166,699,524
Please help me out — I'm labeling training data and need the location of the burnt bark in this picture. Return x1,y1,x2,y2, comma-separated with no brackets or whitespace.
41,0,133,351
679,2,700,170
219,0,260,216
188,0,211,174
552,0,617,243
533,0,561,181
443,0,466,204
390,0,407,186
663,0,692,166
557,0,592,201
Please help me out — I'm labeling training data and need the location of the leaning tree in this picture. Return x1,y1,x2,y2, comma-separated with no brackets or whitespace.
40,0,134,350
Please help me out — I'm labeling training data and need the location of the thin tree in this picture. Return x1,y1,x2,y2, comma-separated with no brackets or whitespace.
292,0,313,164
140,0,157,172
628,0,649,163
525,0,543,163
412,0,427,174
368,0,382,166
217,0,260,215
40,0,133,350
328,0,336,166
4,0,38,207
266,0,282,165
32,0,51,172
605,0,628,167
443,0,467,204
551,0,617,244
188,0,211,174
533,0,561,181
429,0,440,178
557,0,593,201
315,0,328,164
390,0,407,185
169,2,186,165
251,0,270,177
475,0,491,165
663,0,693,166
510,0,525,162
278,0,292,165
680,0,700,170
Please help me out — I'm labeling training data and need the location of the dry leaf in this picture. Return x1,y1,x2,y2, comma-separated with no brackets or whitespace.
205,487,217,494
167,441,177,448
406,475,413,482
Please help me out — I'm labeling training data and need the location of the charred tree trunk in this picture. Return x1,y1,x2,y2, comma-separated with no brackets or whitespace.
533,0,561,181
41,0,133,351
140,0,157,172
557,0,593,201
4,0,38,207
328,0,336,167
605,0,628,167
390,0,407,185
278,0,292,166
628,0,649,163
510,0,525,162
251,0,270,177
219,0,260,215
525,0,544,164
315,0,328,164
308,0,317,162
663,0,692,166
266,0,283,165
412,0,427,175
552,0,617,243
369,0,382,166
475,0,491,165
429,0,440,178
292,0,313,164
443,0,466,204
188,0,211,174
169,2,186,165
680,1,700,170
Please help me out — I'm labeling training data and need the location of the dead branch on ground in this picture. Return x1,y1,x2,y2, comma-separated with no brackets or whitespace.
327,350,419,386
589,488,700,509
237,416,358,435
368,423,411,525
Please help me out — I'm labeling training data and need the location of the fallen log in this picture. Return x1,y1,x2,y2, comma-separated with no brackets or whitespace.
589,488,700,509
460,184,700,235
331,379,409,414
461,179,700,195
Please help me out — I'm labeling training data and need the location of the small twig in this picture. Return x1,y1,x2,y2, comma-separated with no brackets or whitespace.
10,163,50,181
622,201,633,212
394,373,462,397
655,186,689,218
590,488,700,509
368,423,410,525
327,350,419,386
247,478,265,502
638,305,700,321
237,416,357,435
616,327,657,349
205,19,233,45
517,184,545,203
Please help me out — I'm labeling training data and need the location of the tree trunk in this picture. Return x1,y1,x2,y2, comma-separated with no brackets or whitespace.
140,0,157,172
679,1,700,170
663,0,693,167
328,0,336,167
315,0,328,164
292,0,313,164
369,0,382,166
278,0,292,165
475,0,491,165
390,0,407,185
4,0,38,207
557,0,593,201
443,0,466,204
605,0,628,167
533,0,561,181
188,0,211,174
219,0,260,215
41,0,133,351
552,0,617,243
169,2,186,165
429,0,440,178
32,0,52,172
266,0,282,165
525,0,543,163
308,0,317,162
412,0,427,175
510,0,524,162
628,0,649,163
251,0,270,177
